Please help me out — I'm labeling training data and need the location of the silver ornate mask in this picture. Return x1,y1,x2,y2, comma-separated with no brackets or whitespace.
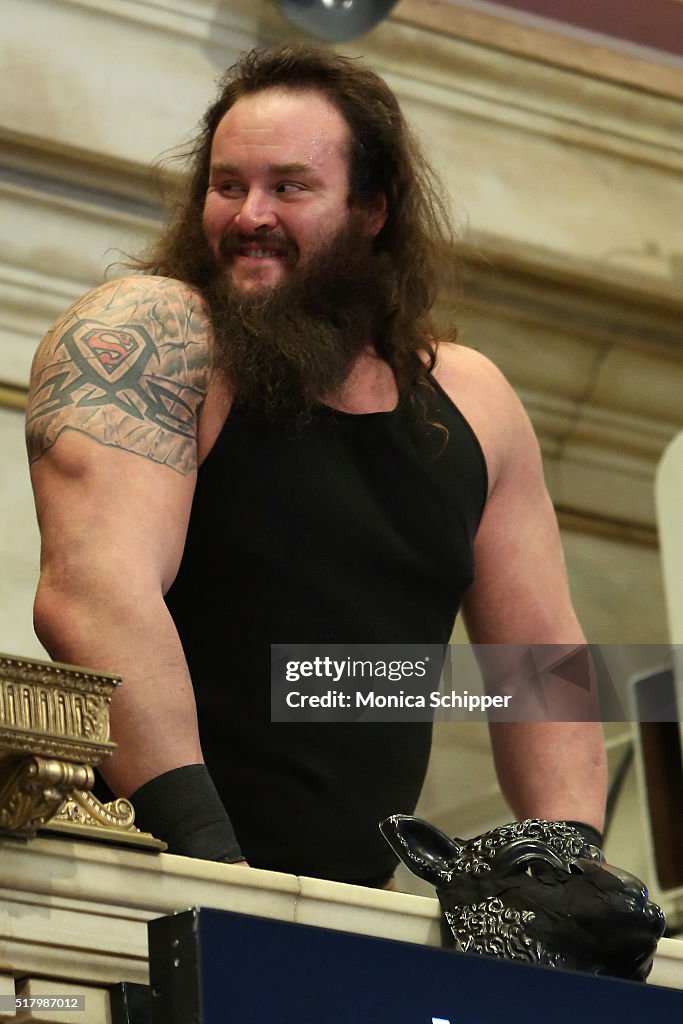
380,816,665,982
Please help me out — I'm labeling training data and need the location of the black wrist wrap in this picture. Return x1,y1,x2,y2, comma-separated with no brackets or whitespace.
566,820,603,850
130,764,243,863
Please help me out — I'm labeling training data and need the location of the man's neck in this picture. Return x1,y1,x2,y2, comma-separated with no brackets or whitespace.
322,347,399,415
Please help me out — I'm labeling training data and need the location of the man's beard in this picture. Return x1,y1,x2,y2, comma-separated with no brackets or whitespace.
203,215,395,422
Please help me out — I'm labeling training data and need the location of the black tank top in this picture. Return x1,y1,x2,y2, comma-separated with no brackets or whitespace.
165,376,487,884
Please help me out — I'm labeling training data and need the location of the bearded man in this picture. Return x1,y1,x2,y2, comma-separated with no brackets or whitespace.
25,46,606,886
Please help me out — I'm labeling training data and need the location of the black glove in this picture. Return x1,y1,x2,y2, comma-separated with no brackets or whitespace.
565,819,603,851
130,764,243,863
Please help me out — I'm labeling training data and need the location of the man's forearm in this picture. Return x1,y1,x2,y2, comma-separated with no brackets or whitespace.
34,581,245,862
34,579,204,795
489,721,607,832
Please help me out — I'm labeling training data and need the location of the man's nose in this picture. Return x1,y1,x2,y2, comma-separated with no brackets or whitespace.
234,187,278,233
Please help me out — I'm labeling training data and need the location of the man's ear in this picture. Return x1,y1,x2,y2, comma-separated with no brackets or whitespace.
366,191,388,237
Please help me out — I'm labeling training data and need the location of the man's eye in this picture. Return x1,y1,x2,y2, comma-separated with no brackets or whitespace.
276,182,304,193
218,182,244,195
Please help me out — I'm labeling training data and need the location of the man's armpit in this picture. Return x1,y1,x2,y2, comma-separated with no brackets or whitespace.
26,281,210,476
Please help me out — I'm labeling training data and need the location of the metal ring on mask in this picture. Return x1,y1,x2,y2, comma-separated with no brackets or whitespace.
493,838,568,873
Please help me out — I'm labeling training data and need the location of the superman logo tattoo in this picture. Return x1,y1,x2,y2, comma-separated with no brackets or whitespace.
27,318,195,439
84,328,140,375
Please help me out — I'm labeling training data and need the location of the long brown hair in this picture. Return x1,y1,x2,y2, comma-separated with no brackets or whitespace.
136,44,460,395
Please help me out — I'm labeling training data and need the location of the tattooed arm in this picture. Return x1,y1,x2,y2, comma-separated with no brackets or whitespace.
27,276,213,797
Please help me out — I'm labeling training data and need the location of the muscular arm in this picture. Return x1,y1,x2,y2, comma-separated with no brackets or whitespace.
437,345,607,833
27,276,211,796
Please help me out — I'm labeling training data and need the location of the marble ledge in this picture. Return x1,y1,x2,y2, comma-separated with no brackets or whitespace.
0,833,681,991
0,833,440,949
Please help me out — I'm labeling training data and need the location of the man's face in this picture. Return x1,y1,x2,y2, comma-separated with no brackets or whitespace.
203,88,381,296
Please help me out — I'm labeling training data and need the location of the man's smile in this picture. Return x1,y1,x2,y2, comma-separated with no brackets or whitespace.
221,234,296,260
237,248,282,259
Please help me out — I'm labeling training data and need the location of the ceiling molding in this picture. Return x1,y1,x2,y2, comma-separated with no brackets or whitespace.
56,0,268,48
431,0,683,63
351,22,683,172
392,0,683,100
7,1,683,175
458,255,683,358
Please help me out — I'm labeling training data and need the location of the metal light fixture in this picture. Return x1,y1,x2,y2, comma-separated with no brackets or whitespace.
278,0,401,42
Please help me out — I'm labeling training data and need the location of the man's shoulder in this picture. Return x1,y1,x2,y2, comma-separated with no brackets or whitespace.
431,341,524,431
31,274,212,385
432,340,513,397
27,275,213,475
53,274,209,333
431,341,539,490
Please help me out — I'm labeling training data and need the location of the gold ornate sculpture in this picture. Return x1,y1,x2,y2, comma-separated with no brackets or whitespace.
0,653,164,849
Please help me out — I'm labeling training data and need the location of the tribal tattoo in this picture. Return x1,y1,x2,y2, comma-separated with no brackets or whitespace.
26,278,211,475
